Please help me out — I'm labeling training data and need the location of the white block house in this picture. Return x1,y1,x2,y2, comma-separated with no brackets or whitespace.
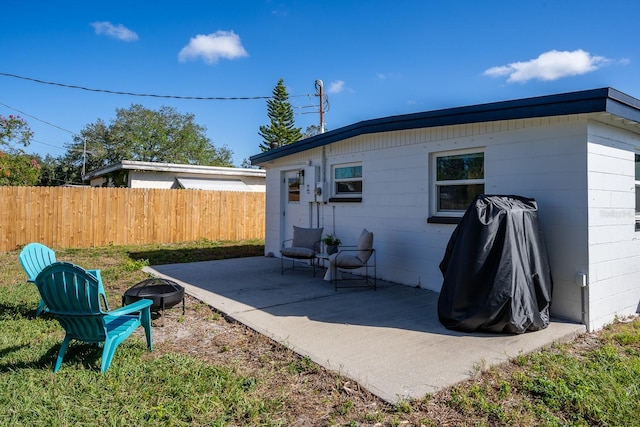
251,88,640,332
83,160,265,192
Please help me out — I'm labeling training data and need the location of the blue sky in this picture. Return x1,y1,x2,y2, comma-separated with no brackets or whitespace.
1,1,639,167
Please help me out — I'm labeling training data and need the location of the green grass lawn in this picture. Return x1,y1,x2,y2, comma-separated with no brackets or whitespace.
1,240,640,426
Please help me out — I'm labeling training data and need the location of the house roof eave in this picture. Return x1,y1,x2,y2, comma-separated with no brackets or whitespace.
250,87,640,165
82,162,125,181
83,160,265,181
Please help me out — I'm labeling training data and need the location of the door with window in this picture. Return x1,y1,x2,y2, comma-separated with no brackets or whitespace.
281,170,307,243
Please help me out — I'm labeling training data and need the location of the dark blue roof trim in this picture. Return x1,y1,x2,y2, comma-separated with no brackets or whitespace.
251,87,640,164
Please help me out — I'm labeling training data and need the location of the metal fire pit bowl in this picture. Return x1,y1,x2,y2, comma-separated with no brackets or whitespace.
123,278,185,326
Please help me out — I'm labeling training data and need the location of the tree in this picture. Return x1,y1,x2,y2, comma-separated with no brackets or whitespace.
302,124,325,139
62,104,234,183
0,151,41,186
37,154,78,186
258,78,302,151
0,114,40,186
240,157,260,169
1,114,33,148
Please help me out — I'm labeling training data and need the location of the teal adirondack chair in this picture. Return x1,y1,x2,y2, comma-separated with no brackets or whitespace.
19,243,109,316
35,262,153,373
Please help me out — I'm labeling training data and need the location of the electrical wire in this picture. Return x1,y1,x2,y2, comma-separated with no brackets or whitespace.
1,72,328,149
0,101,77,135
0,71,310,100
1,101,79,155
30,138,67,151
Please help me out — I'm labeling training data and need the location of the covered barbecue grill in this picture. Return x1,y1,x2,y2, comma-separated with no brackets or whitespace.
438,195,552,334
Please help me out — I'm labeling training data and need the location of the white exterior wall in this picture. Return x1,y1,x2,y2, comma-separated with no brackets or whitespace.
484,119,589,324
126,171,265,191
585,121,640,330
261,115,640,329
324,140,437,286
129,171,175,188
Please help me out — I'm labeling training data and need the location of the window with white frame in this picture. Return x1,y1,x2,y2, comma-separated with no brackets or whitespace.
635,154,640,231
433,150,484,216
332,163,362,198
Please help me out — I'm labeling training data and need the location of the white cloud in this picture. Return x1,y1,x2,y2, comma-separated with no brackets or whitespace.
484,49,611,83
91,21,138,42
271,6,289,16
178,31,248,64
327,80,345,94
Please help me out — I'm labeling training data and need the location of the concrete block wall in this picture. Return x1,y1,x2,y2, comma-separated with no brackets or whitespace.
262,114,640,330
585,121,640,330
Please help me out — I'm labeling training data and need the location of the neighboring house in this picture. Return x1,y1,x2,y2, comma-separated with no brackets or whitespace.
83,160,265,192
250,87,640,332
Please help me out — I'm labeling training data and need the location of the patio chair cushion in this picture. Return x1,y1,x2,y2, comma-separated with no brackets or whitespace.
357,229,374,263
331,253,363,268
280,246,316,259
291,226,323,251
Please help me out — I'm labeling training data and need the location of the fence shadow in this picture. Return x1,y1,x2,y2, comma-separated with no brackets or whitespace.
128,244,265,266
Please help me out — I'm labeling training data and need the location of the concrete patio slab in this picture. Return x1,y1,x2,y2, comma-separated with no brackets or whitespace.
144,256,586,404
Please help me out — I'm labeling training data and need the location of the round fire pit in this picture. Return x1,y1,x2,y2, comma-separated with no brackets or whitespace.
123,278,185,325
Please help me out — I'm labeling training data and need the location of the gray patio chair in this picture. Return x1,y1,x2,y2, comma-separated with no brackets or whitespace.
330,228,376,290
280,226,323,275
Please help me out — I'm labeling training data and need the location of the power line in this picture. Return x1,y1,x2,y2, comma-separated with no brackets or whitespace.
0,101,77,135
1,73,329,154
30,138,67,150
1,101,78,157
0,71,310,100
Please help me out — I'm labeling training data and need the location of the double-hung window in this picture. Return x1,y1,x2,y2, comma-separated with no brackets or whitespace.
433,150,484,216
333,164,362,199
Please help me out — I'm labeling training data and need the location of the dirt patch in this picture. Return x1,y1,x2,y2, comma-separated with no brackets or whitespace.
143,293,472,426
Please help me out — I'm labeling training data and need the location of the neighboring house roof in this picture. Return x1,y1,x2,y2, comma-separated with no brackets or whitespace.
250,87,640,164
172,177,254,191
83,160,265,181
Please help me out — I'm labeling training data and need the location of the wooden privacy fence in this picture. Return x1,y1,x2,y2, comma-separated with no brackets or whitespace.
0,186,265,252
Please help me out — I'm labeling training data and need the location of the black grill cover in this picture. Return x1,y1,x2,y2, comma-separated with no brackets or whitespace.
438,195,552,334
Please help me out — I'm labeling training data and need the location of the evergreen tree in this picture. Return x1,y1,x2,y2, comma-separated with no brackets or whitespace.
258,78,302,151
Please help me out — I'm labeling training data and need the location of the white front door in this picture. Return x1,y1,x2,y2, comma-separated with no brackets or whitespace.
281,170,307,243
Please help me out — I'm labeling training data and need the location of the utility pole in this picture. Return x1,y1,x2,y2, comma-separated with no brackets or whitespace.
78,139,94,180
315,79,325,133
